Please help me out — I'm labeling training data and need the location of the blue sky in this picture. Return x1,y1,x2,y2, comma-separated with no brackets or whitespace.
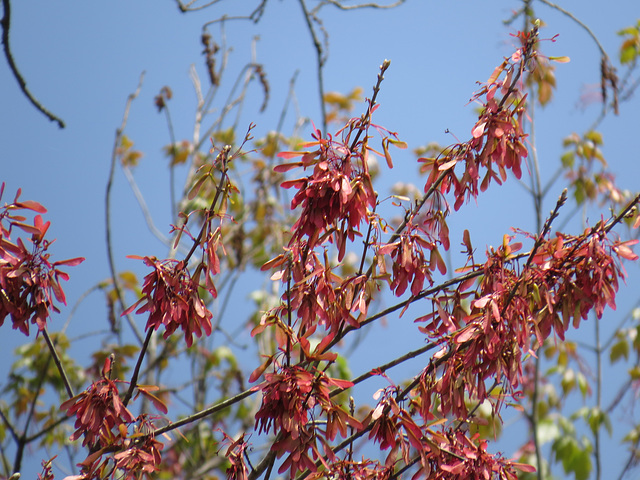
1,1,640,478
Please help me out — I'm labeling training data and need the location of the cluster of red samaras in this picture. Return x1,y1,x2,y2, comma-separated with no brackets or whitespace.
11,25,637,480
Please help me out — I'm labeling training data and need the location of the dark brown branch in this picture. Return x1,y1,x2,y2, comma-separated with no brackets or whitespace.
330,341,440,398
0,409,18,444
42,327,74,399
349,59,390,152
148,387,256,437
1,0,65,128
122,328,154,407
501,188,568,317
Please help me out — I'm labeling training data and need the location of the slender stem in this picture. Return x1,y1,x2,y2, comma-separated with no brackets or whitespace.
106,72,145,345
594,312,602,480
123,328,154,407
322,0,406,10
286,270,292,367
604,192,640,233
349,59,391,152
299,0,328,133
501,189,568,317
25,414,69,443
0,409,18,443
0,0,65,128
121,166,170,245
330,340,439,397
183,146,231,265
536,0,607,57
163,104,178,223
42,327,74,399
149,388,255,437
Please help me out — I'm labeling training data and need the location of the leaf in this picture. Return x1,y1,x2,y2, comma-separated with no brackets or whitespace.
548,56,570,63
388,139,407,149
584,130,603,145
629,366,640,380
53,257,85,267
610,337,629,363
382,140,393,169
15,200,47,213
277,150,305,159
511,462,536,473
11,221,41,235
273,162,303,173
487,62,506,85
560,151,575,168
188,174,209,200
249,356,273,383
472,122,487,139
137,385,168,414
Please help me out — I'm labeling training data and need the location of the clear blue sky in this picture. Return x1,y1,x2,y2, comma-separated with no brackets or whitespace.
1,1,639,478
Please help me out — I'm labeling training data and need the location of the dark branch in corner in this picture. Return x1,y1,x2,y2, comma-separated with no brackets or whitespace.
1,0,65,128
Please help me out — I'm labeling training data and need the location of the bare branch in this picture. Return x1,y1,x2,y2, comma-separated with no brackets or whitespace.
321,0,406,10
299,0,328,133
42,327,74,399
106,72,146,346
1,0,65,128
537,0,607,58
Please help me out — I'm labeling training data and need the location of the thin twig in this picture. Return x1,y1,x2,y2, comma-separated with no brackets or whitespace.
595,311,602,480
299,0,328,133
321,0,406,10
500,188,568,316
42,327,74,399
330,340,439,397
519,20,546,475
106,72,146,346
1,0,65,128
0,409,18,443
121,165,171,245
176,0,223,13
199,1,268,23
536,0,607,57
149,388,256,437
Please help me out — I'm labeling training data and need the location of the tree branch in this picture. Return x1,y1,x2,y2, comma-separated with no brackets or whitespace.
299,0,328,133
42,327,74,399
1,0,65,128
106,72,146,346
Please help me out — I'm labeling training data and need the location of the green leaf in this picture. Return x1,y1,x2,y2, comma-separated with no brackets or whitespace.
620,42,638,64
561,368,576,395
537,418,560,445
576,372,589,399
548,55,570,63
553,433,592,480
561,151,575,168
571,446,592,480
629,366,640,380
584,130,603,145
623,426,640,443
610,337,629,363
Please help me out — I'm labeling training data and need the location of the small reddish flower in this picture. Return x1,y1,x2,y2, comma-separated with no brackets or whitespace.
221,432,250,480
61,375,134,448
254,364,359,477
122,256,213,347
113,435,163,479
37,456,58,480
377,222,439,297
0,184,84,336
275,121,385,258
